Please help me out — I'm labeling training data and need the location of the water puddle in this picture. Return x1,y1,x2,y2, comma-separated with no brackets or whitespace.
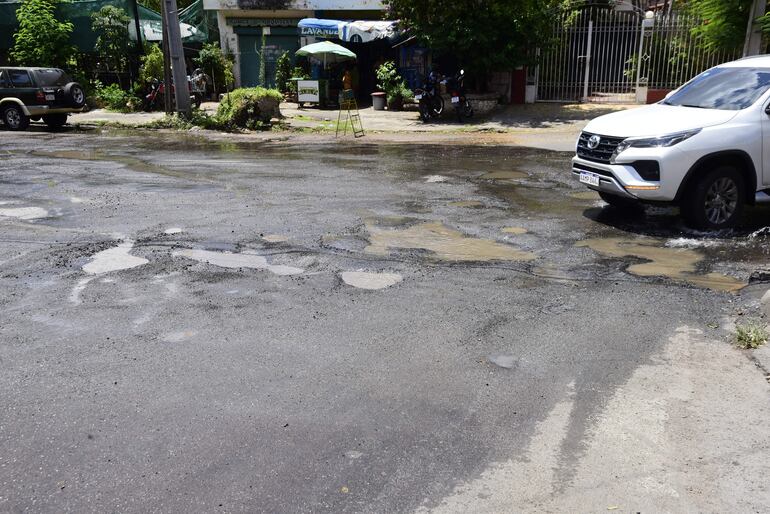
448,201,484,208
479,171,527,180
173,248,303,276
0,206,49,220
364,218,536,262
425,175,449,183
82,241,149,274
488,354,517,369
502,227,528,235
341,271,403,290
576,237,744,292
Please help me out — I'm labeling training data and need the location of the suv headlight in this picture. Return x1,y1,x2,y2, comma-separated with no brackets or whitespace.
613,129,701,158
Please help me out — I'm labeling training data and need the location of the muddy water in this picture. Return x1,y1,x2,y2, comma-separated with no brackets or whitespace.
364,218,536,262
502,227,528,235
576,237,744,292
479,171,528,180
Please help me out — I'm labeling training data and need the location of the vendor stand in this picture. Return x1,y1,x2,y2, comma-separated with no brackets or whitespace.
295,42,356,109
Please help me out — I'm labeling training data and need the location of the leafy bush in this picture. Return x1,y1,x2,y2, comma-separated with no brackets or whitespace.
216,87,283,130
735,321,768,349
287,66,309,93
140,44,164,84
194,42,234,94
275,51,292,94
94,82,140,112
376,61,412,108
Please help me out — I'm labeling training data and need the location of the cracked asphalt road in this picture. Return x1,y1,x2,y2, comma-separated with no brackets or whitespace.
1,127,769,513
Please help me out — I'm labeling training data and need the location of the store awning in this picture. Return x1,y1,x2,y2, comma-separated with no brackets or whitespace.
298,18,399,43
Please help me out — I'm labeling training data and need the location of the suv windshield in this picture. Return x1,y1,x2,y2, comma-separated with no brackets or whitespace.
663,67,770,110
35,68,71,87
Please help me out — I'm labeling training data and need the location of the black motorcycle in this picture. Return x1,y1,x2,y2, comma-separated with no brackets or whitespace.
415,71,444,123
446,69,473,123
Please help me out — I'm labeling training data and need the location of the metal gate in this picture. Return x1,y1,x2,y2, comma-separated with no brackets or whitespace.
536,8,742,103
538,8,641,103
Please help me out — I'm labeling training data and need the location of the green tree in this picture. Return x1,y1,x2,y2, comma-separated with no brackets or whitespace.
139,44,165,83
194,42,234,93
383,0,558,82
686,0,754,52
11,0,74,67
274,51,292,93
92,6,131,81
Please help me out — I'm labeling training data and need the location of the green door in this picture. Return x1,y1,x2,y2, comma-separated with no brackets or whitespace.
239,34,261,87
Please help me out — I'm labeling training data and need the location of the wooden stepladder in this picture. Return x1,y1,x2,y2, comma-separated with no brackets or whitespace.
336,89,364,138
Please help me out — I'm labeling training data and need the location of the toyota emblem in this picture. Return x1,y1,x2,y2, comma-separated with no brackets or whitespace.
587,135,601,149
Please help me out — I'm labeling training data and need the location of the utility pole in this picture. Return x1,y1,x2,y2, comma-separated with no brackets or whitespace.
161,0,191,116
161,4,172,114
743,0,766,56
130,0,143,55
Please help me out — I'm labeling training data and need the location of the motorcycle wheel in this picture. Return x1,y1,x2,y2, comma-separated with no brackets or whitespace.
455,105,463,123
419,103,431,123
431,96,444,116
463,100,474,119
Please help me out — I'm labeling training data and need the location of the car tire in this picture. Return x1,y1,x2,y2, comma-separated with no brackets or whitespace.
63,82,86,108
2,105,29,131
43,113,67,129
681,165,745,230
599,191,643,212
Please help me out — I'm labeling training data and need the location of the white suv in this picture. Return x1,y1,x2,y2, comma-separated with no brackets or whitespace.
573,55,770,229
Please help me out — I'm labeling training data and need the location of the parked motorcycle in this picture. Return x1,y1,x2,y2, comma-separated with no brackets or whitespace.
446,69,473,123
142,78,201,112
414,70,444,123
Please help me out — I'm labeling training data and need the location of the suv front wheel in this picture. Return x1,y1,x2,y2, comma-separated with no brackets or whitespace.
681,165,745,230
2,105,29,131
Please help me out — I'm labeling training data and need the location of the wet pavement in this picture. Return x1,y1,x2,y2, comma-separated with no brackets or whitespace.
1,127,769,512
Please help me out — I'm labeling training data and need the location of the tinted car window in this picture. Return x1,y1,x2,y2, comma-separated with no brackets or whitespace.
9,70,33,87
0,70,9,88
663,67,770,110
35,68,71,87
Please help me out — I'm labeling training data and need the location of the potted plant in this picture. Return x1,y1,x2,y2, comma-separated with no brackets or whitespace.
375,61,412,111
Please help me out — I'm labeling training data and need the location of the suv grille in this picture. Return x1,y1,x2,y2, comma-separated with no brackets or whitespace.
576,132,625,163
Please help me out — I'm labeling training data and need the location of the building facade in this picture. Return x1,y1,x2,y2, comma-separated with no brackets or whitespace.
201,0,385,88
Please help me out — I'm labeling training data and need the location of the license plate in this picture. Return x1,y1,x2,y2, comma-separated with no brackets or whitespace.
451,96,460,104
414,94,423,101
45,94,55,101
579,171,600,187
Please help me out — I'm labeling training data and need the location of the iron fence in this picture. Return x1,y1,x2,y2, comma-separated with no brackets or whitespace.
536,8,742,103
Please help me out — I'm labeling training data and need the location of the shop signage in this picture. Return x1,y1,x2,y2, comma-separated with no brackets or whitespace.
298,80,320,103
300,26,339,38
227,18,301,27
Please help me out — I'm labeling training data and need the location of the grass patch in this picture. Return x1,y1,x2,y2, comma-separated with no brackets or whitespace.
735,320,769,349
